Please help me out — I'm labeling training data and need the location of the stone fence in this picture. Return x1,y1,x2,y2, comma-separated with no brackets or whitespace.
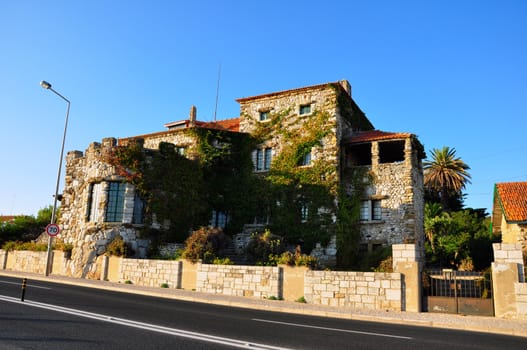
0,244,420,313
492,243,527,319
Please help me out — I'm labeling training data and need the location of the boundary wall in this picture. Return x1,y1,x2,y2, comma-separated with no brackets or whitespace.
0,244,421,312
492,243,527,319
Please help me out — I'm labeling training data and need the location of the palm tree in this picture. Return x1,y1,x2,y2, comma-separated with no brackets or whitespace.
423,147,471,211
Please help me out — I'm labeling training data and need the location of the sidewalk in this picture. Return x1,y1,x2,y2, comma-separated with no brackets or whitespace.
2,270,526,338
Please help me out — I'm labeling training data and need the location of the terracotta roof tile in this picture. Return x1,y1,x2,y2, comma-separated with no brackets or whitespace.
345,130,413,144
198,118,240,132
495,182,527,222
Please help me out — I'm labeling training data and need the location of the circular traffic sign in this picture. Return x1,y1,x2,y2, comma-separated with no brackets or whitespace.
45,223,60,237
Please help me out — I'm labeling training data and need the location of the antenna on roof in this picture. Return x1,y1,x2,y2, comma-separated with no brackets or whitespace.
214,62,221,122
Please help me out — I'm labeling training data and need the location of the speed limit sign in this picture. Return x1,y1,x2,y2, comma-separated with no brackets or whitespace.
45,223,60,237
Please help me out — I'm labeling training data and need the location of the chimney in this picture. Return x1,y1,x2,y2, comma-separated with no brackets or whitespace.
339,80,351,96
189,105,197,126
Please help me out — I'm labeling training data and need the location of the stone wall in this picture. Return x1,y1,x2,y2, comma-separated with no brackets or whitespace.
492,243,527,319
119,258,182,288
238,82,344,191
196,264,281,299
0,244,422,313
4,250,48,274
359,137,424,248
304,270,401,310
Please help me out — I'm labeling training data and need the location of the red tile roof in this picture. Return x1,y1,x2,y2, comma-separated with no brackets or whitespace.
495,182,527,222
0,216,15,223
345,130,413,144
197,118,240,132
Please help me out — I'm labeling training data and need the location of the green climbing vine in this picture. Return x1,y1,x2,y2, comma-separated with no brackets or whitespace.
335,167,371,268
108,99,371,266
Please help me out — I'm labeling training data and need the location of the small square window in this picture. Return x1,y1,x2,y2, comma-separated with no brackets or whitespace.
259,111,269,121
301,205,309,222
360,201,370,221
360,199,382,221
299,104,311,115
372,200,382,220
299,151,311,166
253,147,272,171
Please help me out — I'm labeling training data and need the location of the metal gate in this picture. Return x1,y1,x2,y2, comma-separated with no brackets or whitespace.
423,269,494,316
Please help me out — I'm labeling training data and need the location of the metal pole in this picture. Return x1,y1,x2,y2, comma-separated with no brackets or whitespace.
41,81,70,276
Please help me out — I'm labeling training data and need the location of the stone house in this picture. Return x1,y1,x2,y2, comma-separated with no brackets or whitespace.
57,80,425,276
492,182,527,260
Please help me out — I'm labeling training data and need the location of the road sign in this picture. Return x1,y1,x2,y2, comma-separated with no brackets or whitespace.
45,223,60,237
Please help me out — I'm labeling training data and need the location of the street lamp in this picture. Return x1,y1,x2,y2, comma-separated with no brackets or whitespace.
40,80,70,276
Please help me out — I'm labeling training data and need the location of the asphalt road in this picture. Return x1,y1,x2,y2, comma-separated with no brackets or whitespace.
0,275,525,349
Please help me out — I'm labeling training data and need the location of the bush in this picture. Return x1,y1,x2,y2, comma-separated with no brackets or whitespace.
295,296,307,303
53,241,73,253
246,229,286,265
212,256,233,265
182,227,230,263
1,241,47,252
268,246,317,268
106,236,133,257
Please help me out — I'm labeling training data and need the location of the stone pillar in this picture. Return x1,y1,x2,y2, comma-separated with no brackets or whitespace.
492,243,525,318
392,244,422,312
0,250,7,270
100,255,109,281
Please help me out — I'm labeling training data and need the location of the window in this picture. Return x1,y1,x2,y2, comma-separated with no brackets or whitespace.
132,191,145,224
259,111,269,121
176,146,186,156
300,204,309,222
253,147,272,171
372,200,382,220
299,104,311,115
105,182,126,222
347,143,372,166
379,140,405,163
299,151,311,166
360,199,382,221
87,182,102,222
360,201,370,221
210,210,228,229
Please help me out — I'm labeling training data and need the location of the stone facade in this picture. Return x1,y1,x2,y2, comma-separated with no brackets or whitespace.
55,79,424,274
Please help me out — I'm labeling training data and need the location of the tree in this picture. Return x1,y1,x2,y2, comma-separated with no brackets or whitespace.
423,147,471,211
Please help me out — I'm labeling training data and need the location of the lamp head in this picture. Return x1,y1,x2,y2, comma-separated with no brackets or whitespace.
40,80,52,89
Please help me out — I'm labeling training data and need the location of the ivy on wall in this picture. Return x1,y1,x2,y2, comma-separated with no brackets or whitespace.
108,99,371,265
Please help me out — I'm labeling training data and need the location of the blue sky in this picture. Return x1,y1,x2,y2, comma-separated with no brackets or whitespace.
1,0,525,216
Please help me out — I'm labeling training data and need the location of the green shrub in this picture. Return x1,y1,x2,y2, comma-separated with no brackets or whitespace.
1,241,47,252
182,227,230,263
212,257,233,265
106,236,133,257
160,283,169,288
124,280,133,284
1,241,17,251
295,296,307,303
246,229,286,265
267,245,317,268
53,241,73,253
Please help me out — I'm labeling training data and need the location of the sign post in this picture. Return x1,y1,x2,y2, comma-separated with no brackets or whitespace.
45,223,60,237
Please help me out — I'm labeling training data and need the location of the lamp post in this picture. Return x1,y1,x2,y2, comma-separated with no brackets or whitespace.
40,80,70,276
